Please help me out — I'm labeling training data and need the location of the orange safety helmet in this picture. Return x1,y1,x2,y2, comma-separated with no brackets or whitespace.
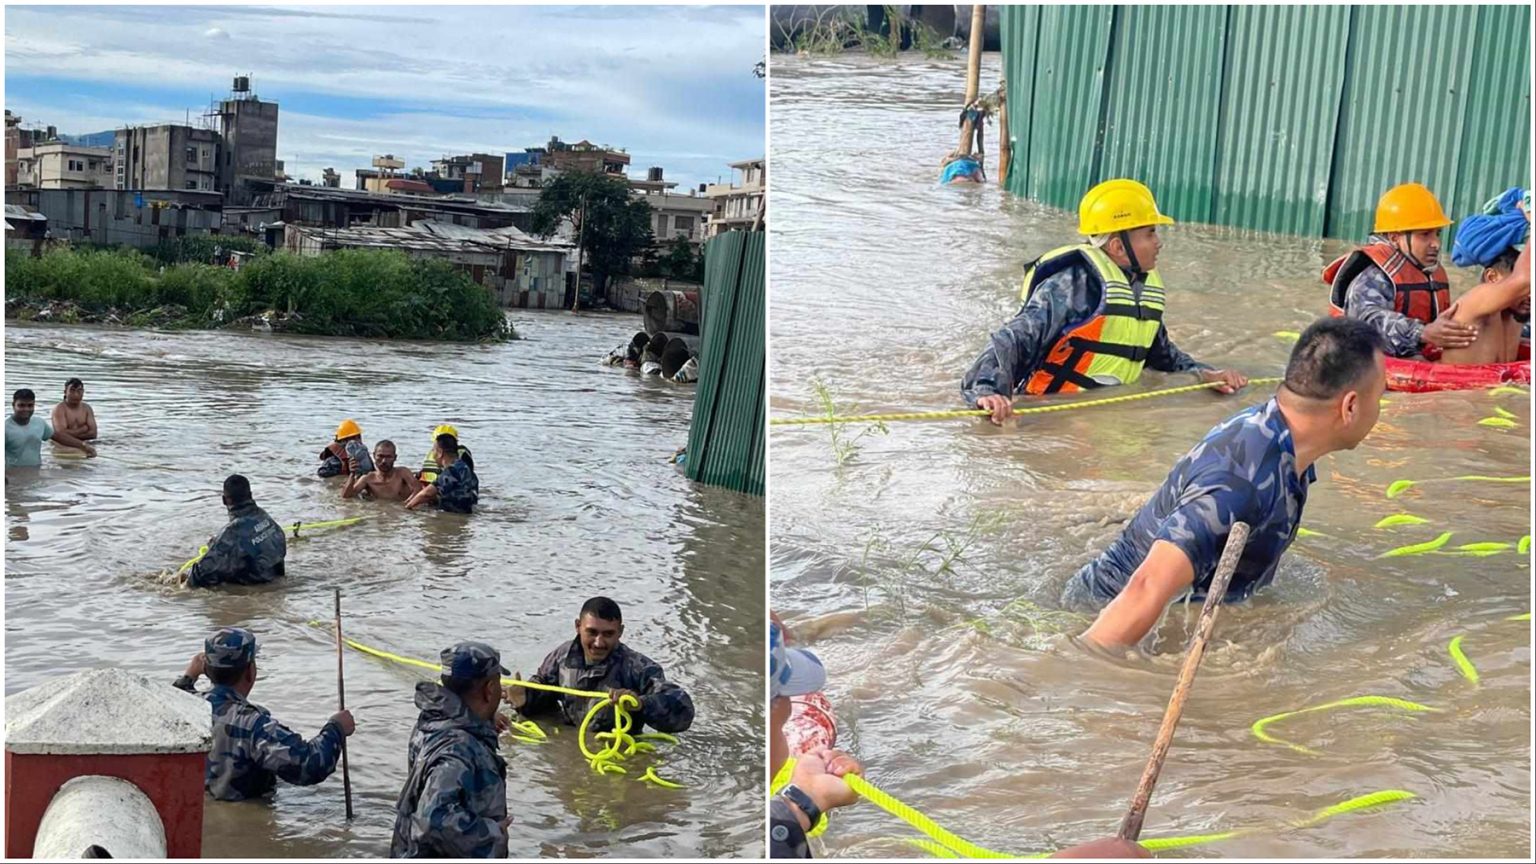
1374,183,1451,234
335,419,362,440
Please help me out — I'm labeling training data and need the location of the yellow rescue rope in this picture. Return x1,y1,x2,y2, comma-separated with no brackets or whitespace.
770,378,1285,427
320,629,684,785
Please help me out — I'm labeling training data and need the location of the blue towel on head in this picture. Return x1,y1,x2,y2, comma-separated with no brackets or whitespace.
1451,186,1528,267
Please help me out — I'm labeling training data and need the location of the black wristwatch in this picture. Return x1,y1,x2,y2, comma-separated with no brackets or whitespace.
779,783,822,829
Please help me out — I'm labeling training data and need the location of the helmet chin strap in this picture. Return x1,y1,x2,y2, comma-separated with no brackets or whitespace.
1391,232,1430,272
1117,230,1145,276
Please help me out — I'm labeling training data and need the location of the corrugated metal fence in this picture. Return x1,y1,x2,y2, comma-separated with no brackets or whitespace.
684,230,764,496
1000,4,1531,244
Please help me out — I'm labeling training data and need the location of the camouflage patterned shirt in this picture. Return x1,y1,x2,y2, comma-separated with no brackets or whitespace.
1342,263,1428,359
1069,397,1315,606
184,501,287,588
518,639,695,734
390,681,508,859
434,458,479,514
171,680,345,801
962,264,1208,405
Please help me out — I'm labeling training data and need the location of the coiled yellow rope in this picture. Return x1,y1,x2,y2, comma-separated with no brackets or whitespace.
321,629,684,784
770,378,1284,427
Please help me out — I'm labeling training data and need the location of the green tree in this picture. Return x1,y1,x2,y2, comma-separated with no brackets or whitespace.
531,172,654,302
661,235,697,280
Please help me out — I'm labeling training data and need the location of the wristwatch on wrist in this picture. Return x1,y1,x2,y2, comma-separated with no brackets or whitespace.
779,783,822,828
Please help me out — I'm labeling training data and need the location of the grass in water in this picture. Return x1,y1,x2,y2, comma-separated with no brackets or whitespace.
855,512,1007,623
809,376,888,467
781,6,952,59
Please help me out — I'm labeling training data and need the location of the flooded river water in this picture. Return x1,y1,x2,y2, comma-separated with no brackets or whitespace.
4,313,764,857
770,55,1530,858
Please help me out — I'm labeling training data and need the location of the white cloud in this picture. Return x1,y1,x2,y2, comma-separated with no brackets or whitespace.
3,4,765,188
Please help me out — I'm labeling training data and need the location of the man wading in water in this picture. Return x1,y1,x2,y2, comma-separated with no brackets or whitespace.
961,179,1247,425
1067,318,1387,650
50,377,97,441
5,388,95,467
182,474,287,588
343,440,422,501
406,430,479,514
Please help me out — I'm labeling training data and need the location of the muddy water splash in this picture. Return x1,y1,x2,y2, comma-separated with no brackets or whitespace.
5,313,763,857
771,55,1528,858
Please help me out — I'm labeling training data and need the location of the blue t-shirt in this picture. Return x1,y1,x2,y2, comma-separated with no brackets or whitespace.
1073,397,1315,604
5,416,53,468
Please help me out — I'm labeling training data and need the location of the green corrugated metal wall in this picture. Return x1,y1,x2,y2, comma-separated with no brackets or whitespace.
685,230,764,496
1001,4,1531,244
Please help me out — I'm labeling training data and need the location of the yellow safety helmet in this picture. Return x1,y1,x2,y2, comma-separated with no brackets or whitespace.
1374,182,1451,234
1078,178,1175,235
335,419,362,440
433,424,459,439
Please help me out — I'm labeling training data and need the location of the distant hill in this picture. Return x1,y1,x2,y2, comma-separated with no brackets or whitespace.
57,130,117,149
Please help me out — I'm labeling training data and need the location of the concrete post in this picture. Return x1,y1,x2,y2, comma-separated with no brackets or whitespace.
33,776,167,858
4,668,211,858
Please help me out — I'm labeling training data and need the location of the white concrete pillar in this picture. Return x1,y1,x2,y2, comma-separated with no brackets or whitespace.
33,775,167,859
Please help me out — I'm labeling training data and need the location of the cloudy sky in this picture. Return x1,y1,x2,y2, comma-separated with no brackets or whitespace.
3,4,765,189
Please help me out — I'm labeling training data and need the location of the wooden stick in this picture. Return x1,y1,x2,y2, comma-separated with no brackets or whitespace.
996,77,1011,185
334,587,355,821
1118,521,1250,841
952,6,987,159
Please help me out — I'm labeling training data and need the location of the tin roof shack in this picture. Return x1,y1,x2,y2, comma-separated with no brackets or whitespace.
263,184,533,233
6,188,223,248
283,221,570,309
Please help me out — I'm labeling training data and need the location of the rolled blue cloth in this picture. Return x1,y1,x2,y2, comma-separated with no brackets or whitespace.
941,156,983,184
1451,186,1528,267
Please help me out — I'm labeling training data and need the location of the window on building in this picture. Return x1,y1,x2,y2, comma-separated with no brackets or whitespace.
87,161,98,171
657,214,670,234
186,146,198,164
68,159,84,172
185,180,198,190
675,215,694,233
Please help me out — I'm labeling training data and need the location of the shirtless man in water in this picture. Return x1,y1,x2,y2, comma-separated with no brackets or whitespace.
51,378,97,441
342,440,422,501
1440,205,1531,366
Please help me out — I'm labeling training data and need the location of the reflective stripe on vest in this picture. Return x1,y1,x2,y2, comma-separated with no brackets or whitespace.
1324,240,1451,326
1019,244,1167,395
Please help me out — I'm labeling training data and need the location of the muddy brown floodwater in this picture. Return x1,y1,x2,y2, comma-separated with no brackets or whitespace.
770,54,1529,858
5,312,764,857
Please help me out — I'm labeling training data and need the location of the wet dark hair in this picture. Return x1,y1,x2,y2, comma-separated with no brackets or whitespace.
580,596,623,623
1283,317,1386,400
65,378,83,391
1488,246,1521,275
13,388,35,403
376,439,396,452
207,664,248,686
436,433,458,452
223,474,254,505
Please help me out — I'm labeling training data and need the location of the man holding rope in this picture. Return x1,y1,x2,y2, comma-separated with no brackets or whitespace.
1068,317,1387,649
961,179,1248,425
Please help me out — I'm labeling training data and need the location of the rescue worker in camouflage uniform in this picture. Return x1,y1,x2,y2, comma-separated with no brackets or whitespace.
172,627,355,800
1328,183,1478,359
505,597,694,735
962,179,1247,425
183,474,287,588
1069,317,1388,650
391,641,510,859
406,430,479,514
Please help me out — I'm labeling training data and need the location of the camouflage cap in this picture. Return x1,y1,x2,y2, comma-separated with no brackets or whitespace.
440,641,508,681
204,627,258,670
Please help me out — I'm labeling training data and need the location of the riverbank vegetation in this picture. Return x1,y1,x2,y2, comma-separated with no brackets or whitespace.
779,6,954,59
5,245,515,341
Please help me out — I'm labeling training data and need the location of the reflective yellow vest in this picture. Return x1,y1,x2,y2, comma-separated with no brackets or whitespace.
1019,244,1166,395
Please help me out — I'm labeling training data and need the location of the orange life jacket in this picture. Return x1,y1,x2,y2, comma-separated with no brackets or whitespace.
1323,240,1451,326
1020,245,1167,396
323,440,357,474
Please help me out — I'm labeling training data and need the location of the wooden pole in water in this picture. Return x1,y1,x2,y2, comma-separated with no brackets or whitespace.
334,587,354,821
996,76,1010,186
1117,521,1250,842
954,6,986,160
